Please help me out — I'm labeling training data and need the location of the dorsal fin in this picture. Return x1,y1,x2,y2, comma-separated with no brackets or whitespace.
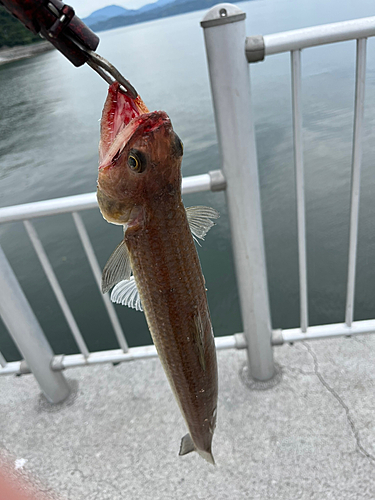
101,240,131,294
185,206,219,244
111,276,143,312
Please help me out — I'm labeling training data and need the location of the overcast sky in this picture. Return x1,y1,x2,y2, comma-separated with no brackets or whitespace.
72,0,154,18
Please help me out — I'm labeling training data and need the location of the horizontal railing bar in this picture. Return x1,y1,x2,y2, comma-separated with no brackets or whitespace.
0,360,22,375
0,173,217,224
273,318,375,344
263,16,375,55
0,334,246,375
182,173,211,194
3,320,375,375
55,334,247,369
1,193,97,224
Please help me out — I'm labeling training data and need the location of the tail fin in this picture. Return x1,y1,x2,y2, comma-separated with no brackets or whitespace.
198,449,215,465
179,433,215,465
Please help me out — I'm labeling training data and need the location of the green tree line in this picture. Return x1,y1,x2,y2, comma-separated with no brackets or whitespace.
0,6,41,48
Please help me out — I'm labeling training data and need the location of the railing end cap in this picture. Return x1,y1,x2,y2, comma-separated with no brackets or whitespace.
201,3,246,29
246,35,265,63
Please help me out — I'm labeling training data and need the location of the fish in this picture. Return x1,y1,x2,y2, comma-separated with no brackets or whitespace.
97,82,219,464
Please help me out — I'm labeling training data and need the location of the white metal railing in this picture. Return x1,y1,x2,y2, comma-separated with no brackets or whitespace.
1,334,247,376
245,14,373,337
0,350,7,367
1,5,375,401
201,5,375,378
0,173,216,224
0,171,228,401
252,20,370,335
290,49,309,333
0,244,71,402
244,15,373,336
261,17,375,55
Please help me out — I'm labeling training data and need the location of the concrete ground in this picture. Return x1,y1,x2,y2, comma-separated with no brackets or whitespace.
1,335,375,500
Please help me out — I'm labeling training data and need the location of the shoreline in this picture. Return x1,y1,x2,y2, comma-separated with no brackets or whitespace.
0,41,54,66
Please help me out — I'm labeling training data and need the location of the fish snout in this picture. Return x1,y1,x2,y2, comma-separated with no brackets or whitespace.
139,111,172,135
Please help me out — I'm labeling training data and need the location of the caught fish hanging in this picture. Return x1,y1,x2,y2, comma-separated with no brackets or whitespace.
97,83,219,464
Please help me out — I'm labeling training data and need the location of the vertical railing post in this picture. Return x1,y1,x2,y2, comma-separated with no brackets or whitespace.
345,38,367,327
0,245,70,403
201,3,275,381
291,49,309,333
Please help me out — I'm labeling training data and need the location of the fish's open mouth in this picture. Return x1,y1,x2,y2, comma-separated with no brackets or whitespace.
99,83,170,171
99,82,149,169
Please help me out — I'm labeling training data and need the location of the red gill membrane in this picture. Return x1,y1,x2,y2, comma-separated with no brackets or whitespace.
99,82,149,164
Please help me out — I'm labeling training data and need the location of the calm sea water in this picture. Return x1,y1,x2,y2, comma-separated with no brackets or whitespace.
0,0,375,360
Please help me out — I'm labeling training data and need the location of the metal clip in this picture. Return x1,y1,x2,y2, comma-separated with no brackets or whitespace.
64,31,139,98
47,2,75,39
0,0,138,98
85,50,138,99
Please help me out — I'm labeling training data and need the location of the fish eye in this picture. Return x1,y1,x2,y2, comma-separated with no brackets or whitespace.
128,150,145,173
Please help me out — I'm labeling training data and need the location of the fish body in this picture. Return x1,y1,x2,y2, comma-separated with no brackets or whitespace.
97,83,218,463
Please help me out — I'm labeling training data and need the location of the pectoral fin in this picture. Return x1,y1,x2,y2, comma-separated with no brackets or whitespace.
185,206,219,244
111,276,143,312
101,240,131,294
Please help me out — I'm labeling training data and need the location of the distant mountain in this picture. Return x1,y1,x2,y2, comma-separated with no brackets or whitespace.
138,0,175,13
83,0,247,32
82,5,133,26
